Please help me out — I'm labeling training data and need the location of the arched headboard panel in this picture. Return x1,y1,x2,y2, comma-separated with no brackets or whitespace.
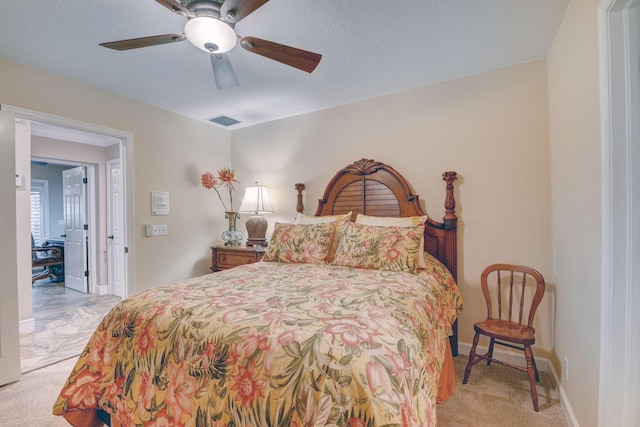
315,159,423,218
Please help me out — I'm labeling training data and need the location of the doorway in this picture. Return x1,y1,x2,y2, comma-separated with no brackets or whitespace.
30,161,92,294
25,123,117,297
3,105,134,381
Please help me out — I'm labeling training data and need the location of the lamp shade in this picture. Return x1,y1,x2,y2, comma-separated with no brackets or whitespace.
238,185,274,214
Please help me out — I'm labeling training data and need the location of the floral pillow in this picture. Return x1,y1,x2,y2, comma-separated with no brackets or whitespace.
294,211,352,263
355,214,428,269
262,222,336,264
332,221,424,273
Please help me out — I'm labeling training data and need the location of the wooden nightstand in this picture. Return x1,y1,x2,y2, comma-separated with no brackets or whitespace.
210,245,265,272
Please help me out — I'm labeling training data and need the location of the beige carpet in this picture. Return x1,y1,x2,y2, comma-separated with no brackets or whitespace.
438,355,568,426
0,356,77,427
0,354,567,426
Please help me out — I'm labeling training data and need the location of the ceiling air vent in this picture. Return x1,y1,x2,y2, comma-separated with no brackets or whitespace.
208,115,241,127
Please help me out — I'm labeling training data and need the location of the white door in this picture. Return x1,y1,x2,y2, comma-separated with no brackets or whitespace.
63,166,88,293
107,159,125,298
0,108,21,385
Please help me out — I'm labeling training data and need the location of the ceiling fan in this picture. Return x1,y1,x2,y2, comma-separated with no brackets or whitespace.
100,0,322,89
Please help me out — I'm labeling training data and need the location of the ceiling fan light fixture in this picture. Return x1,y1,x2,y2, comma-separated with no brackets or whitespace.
185,17,237,53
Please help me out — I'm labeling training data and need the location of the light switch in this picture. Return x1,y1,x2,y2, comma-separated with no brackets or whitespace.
154,224,168,235
145,224,168,237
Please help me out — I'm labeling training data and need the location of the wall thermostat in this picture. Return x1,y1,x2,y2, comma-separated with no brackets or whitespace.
151,191,169,215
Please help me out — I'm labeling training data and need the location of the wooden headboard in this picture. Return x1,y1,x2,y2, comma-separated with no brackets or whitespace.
295,158,459,355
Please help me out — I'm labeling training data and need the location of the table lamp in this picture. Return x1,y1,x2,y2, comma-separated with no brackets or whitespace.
238,183,274,246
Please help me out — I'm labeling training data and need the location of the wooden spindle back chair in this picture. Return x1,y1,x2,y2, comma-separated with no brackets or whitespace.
31,234,64,284
463,263,546,411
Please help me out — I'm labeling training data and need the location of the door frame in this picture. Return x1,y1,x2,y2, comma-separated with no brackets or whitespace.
0,107,20,385
598,0,640,425
6,105,134,299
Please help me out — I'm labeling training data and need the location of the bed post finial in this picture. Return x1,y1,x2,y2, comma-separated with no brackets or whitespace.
295,183,305,213
442,171,457,225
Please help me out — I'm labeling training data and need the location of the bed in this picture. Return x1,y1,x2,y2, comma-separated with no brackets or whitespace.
53,158,462,427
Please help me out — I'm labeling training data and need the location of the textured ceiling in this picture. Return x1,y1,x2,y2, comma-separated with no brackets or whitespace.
0,0,568,130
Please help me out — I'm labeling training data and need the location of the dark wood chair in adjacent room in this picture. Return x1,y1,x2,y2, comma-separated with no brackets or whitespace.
31,234,64,284
463,263,546,411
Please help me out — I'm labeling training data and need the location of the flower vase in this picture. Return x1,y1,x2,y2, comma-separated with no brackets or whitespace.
221,211,243,246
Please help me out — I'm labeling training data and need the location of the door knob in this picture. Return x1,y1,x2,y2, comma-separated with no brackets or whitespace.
107,235,114,240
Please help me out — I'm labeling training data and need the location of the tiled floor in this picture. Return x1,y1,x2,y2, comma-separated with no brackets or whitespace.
20,280,121,373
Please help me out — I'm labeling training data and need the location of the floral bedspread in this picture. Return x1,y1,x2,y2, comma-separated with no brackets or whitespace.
53,259,462,427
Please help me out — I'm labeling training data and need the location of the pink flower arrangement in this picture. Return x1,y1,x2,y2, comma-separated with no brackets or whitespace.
201,167,239,211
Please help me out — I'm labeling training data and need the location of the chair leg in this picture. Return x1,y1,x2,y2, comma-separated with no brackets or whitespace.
532,353,540,382
524,344,540,412
463,331,480,384
487,337,495,366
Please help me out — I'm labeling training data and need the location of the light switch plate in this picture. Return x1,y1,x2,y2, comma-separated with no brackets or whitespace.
145,224,168,236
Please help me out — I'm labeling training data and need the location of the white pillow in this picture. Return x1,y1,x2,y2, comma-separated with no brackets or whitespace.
355,214,428,269
294,212,351,224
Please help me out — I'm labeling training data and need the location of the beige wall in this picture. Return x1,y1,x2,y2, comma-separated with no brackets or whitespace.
547,0,602,424
1,56,232,296
231,60,554,358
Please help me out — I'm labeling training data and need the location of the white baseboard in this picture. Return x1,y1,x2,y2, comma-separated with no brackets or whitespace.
547,361,580,427
458,341,579,427
19,318,35,335
95,284,108,296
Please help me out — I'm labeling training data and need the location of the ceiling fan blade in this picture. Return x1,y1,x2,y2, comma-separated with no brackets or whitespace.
220,0,269,24
155,0,191,16
210,53,239,90
100,34,186,51
240,37,322,73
